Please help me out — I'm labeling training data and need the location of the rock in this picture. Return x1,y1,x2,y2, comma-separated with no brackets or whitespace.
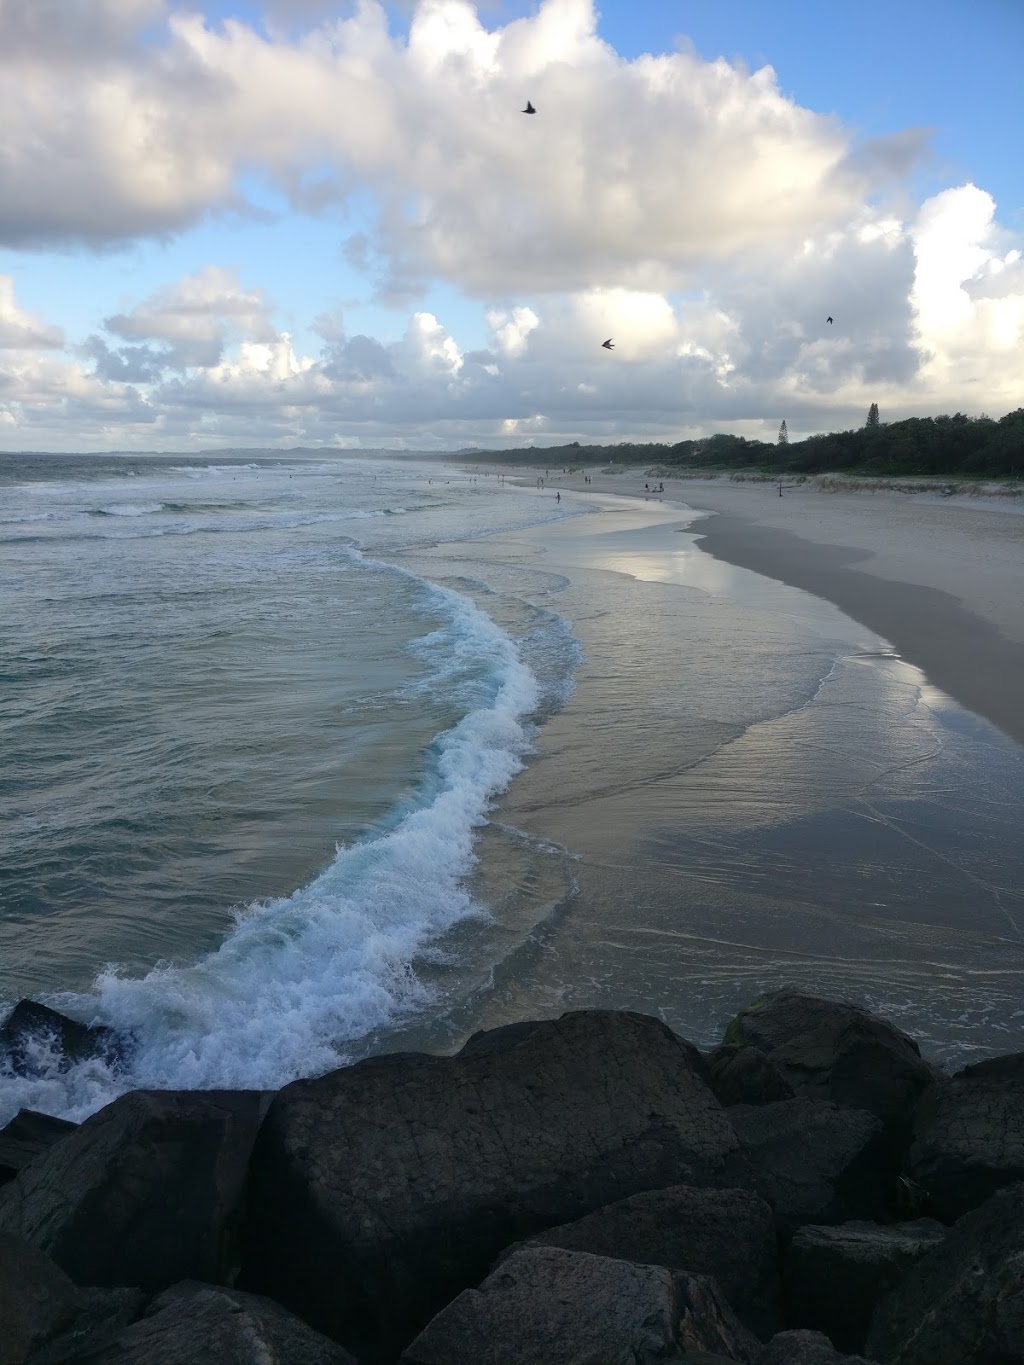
723,990,936,1135
866,1182,1024,1365
0,1002,127,1077
399,1244,760,1365
782,1219,946,1353
759,1329,881,1364
0,1110,78,1186
721,1100,894,1240
0,1232,80,1363
242,1009,738,1354
0,1090,268,1291
706,1044,796,1107
34,1282,357,1364
524,1183,781,1339
26,1289,147,1365
905,1050,1024,1222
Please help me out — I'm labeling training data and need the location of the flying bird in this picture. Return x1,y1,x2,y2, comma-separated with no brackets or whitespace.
601,338,614,349
522,101,536,114
826,316,833,324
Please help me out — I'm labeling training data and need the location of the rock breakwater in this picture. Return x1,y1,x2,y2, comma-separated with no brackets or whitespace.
0,988,1021,1364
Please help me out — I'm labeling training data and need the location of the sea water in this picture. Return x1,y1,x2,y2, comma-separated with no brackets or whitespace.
0,453,580,1120
3,454,1024,1126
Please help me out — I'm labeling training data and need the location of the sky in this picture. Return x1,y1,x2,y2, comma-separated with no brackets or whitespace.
1,0,1022,452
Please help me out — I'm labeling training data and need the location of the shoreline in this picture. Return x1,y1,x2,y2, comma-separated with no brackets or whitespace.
692,511,1024,750
491,465,1024,750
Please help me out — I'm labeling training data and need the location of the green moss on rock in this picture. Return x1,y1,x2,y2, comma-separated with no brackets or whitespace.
722,995,771,1047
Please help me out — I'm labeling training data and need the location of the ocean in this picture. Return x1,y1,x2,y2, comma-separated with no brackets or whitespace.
2,452,1024,1124
0,453,581,1121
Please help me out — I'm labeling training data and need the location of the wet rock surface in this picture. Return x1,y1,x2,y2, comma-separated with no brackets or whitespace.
399,1244,760,1365
0,992,1017,1365
0,1089,268,1290
723,989,938,1135
242,1009,737,1352
782,1219,947,1352
905,1050,1024,1221
521,1183,781,1338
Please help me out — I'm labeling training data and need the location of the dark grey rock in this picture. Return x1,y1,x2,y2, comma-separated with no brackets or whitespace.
242,1009,738,1354
706,1044,796,1107
866,1182,1024,1365
722,1100,894,1239
0,1089,267,1291
26,1288,147,1365
723,990,936,1135
0,1002,127,1078
905,1050,1024,1222
782,1219,946,1352
0,1110,78,1186
524,1183,781,1339
34,1282,356,1364
0,1232,80,1363
759,1329,880,1364
399,1244,760,1365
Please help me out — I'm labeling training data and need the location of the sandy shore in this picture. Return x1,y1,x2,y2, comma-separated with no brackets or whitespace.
398,461,1024,1063
505,467,1024,749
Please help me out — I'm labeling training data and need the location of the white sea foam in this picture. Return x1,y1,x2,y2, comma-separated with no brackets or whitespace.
91,503,165,517
0,568,540,1123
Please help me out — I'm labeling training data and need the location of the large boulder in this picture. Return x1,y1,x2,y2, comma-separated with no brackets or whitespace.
782,1219,946,1353
0,1002,127,1077
721,1100,894,1239
866,1183,1024,1365
0,1110,77,1187
705,1044,796,1107
904,1050,1024,1221
0,1232,80,1363
0,1090,268,1291
36,1282,357,1364
23,1289,146,1365
524,1183,781,1339
759,1330,881,1364
723,990,937,1135
399,1244,760,1365
242,1010,738,1354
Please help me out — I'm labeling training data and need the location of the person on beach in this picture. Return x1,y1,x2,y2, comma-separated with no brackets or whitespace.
556,492,561,502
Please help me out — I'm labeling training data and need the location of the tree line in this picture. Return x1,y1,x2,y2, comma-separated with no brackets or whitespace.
469,407,1024,478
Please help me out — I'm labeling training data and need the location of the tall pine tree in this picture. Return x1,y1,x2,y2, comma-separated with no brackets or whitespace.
866,402,880,427
778,420,789,444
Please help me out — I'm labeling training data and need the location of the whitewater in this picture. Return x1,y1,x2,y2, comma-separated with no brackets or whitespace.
0,453,582,1122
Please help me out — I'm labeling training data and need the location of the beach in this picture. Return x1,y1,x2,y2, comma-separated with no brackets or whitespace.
395,467,1024,1064
3,453,1024,1124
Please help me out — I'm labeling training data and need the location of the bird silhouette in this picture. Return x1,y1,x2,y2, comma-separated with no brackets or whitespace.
826,316,833,324
601,338,614,350
522,101,536,114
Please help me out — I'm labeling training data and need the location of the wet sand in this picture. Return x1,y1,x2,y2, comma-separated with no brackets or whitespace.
402,473,1024,1065
513,469,1024,749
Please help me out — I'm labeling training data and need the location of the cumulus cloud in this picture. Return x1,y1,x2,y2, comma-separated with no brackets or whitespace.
1,2,1021,450
0,276,64,349
102,266,275,368
0,0,870,294
911,185,1024,399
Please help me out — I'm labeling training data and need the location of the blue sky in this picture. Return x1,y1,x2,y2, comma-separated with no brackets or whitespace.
1,0,1022,450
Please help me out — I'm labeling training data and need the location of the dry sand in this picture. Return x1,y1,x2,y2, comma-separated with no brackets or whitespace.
512,467,1024,749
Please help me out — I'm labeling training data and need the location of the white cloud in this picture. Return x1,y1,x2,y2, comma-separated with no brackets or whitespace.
911,185,1024,402
0,0,868,294
1,3,1021,450
0,276,64,349
102,266,275,368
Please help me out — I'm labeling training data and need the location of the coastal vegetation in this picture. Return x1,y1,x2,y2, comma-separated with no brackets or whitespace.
469,406,1024,479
